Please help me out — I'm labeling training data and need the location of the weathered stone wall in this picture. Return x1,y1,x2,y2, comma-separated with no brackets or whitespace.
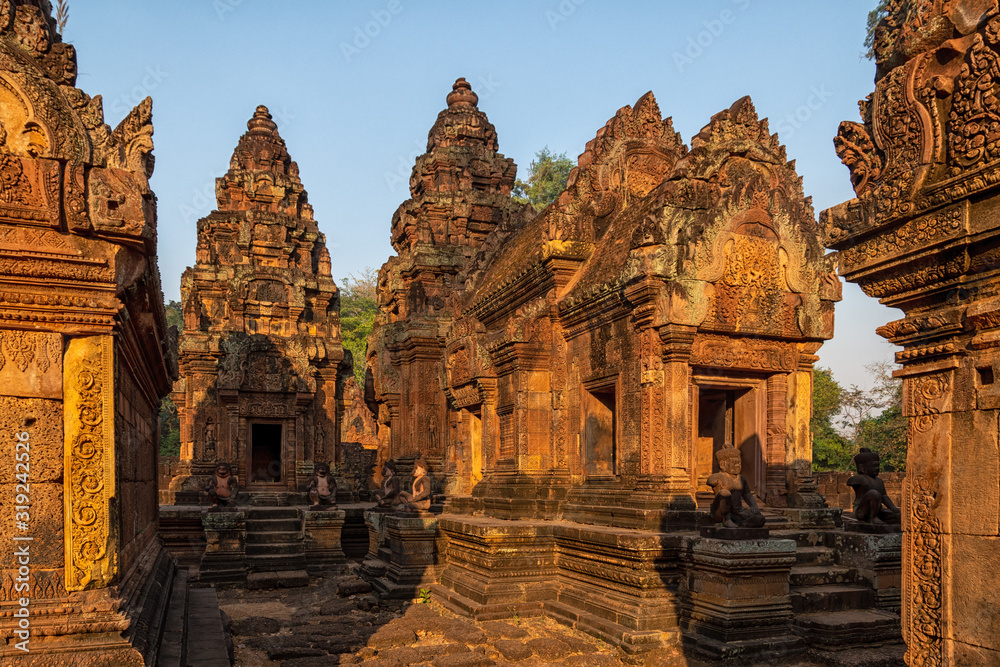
0,3,175,663
815,471,904,511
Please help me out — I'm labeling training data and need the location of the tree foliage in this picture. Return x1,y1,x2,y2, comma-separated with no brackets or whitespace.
512,147,574,211
864,1,891,60
165,299,183,331
159,396,180,457
812,363,907,472
55,0,69,34
811,368,853,471
159,299,183,456
340,268,379,384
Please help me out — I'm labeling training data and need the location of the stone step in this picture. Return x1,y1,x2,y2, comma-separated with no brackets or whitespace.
157,568,188,667
246,553,307,572
790,565,858,587
246,517,301,533
795,546,835,566
185,586,232,666
246,541,305,557
791,585,875,614
247,507,299,520
769,529,827,548
246,530,304,545
794,609,902,648
247,569,310,590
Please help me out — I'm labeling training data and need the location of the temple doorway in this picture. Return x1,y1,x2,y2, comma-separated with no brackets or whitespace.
249,422,283,485
582,379,617,478
694,381,766,500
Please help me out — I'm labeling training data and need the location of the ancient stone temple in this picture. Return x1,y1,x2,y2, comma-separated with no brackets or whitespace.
365,81,857,661
166,106,345,503
0,2,175,664
366,78,531,493
823,1,1000,663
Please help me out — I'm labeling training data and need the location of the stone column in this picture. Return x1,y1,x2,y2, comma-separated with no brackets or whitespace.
303,509,346,575
680,535,801,662
367,514,441,600
199,511,247,586
634,325,697,509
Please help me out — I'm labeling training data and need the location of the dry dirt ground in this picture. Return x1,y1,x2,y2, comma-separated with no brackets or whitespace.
216,573,691,667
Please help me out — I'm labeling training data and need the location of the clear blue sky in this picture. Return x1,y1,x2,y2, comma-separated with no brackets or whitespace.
67,0,897,390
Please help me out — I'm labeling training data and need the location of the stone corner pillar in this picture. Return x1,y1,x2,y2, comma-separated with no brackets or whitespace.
680,535,801,662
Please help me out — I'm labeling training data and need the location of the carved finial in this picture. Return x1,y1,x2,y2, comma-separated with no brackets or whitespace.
247,105,277,132
446,78,478,108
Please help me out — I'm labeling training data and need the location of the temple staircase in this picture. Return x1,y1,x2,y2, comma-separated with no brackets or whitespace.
774,529,902,653
244,507,309,589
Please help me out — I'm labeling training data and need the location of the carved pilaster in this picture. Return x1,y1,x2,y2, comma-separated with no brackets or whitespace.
63,335,117,591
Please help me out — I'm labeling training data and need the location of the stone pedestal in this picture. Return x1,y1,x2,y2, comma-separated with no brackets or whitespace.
199,510,247,586
681,536,802,663
768,507,842,529
833,529,902,612
303,509,346,575
361,513,442,599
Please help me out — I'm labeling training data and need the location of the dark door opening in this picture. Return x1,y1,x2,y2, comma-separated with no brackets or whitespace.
250,422,282,484
583,383,616,478
696,385,764,497
698,389,734,485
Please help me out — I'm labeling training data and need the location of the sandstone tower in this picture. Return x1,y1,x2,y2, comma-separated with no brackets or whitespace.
167,106,344,502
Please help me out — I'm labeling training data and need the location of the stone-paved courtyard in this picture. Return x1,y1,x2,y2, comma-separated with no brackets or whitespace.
217,574,689,667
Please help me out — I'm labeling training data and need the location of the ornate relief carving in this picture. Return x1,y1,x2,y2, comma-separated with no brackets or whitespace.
64,336,116,591
498,411,514,460
948,26,1000,176
88,167,152,241
690,334,797,373
0,156,59,226
907,372,951,434
713,234,783,331
903,474,943,667
0,328,59,372
450,383,480,409
838,202,967,272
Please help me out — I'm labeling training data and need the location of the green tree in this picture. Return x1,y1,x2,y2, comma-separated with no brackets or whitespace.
512,147,574,211
853,362,907,471
812,367,853,471
864,1,891,60
165,299,183,332
159,396,180,457
159,299,183,456
340,268,378,383
811,362,907,473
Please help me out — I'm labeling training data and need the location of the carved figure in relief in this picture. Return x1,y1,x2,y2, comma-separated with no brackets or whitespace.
206,462,239,508
306,462,337,510
373,459,401,508
707,445,765,528
848,448,901,524
204,418,216,455
397,456,432,513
